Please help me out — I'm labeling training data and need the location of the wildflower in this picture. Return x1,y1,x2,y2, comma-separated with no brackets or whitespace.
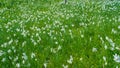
54,37,57,40
61,39,64,41
31,52,35,59
58,45,62,51
8,39,13,45
105,36,115,48
1,58,6,62
103,56,106,61
22,60,25,64
115,47,120,50
100,37,104,44
105,62,107,65
37,37,41,42
81,34,84,38
35,58,37,61
36,33,39,37
7,37,10,40
22,53,28,60
43,62,47,68
113,54,120,63
55,41,58,45
62,64,68,68
22,41,26,47
105,36,113,43
67,55,73,64
80,57,83,61
111,47,115,51
61,26,65,32
104,44,108,50
112,28,117,34
50,48,57,53
90,37,92,41
65,25,68,28
16,28,20,32
7,49,11,53
118,25,120,29
92,47,97,52
16,63,20,68
14,56,18,62
0,50,4,56
69,29,72,33
9,56,12,60
33,42,37,46
116,66,118,68
1,42,7,48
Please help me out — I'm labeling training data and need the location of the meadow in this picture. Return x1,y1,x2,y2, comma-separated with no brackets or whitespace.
0,0,120,68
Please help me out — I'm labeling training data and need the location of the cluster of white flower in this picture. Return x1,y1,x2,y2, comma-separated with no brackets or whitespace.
113,54,120,63
106,36,115,50
67,55,73,64
0,0,119,67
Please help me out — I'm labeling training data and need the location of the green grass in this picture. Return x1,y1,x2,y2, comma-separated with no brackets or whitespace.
0,0,120,68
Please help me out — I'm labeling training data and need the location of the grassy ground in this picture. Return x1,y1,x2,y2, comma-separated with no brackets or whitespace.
0,0,120,68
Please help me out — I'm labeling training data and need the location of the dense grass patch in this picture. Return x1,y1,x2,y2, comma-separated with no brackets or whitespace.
0,0,120,68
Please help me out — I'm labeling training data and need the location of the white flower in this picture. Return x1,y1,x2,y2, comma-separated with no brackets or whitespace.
105,62,107,65
69,29,72,33
1,58,6,62
104,45,108,50
105,36,115,49
102,53,108,65
118,25,120,29
67,55,73,64
112,28,117,34
16,63,20,68
80,57,83,61
22,53,28,60
43,63,47,68
33,42,37,46
22,41,26,47
7,49,11,53
92,47,97,52
62,64,68,68
58,45,62,51
36,33,39,37
81,34,84,38
7,37,10,40
100,37,104,44
9,56,12,60
16,28,20,32
105,36,112,43
8,39,13,45
14,56,18,62
22,60,25,64
113,54,120,63
72,24,75,27
116,66,118,68
103,56,106,61
50,48,57,53
31,52,35,59
0,50,4,56
115,47,120,50
55,41,58,45
111,47,115,51
90,37,92,41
